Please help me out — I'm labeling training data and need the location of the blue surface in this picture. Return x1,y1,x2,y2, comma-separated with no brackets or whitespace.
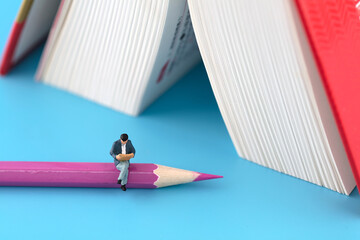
1,1,360,239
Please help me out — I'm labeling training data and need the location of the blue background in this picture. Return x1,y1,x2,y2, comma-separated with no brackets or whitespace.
1,1,360,239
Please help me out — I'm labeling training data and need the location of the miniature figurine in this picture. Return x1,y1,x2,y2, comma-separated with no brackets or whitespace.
110,133,135,191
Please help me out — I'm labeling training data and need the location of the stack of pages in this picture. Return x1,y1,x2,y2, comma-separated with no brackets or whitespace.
2,0,360,195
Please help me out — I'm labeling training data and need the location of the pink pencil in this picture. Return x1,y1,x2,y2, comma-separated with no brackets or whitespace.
0,161,222,188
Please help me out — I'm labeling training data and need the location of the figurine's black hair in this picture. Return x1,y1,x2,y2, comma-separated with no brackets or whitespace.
120,133,128,141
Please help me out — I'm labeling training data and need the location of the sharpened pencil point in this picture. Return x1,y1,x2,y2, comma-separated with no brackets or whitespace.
194,173,223,182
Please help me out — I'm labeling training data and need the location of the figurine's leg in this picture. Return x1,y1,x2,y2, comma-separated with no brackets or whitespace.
116,163,123,181
122,162,129,185
116,161,130,185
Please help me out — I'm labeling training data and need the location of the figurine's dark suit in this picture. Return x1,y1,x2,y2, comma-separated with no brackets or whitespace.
110,139,135,185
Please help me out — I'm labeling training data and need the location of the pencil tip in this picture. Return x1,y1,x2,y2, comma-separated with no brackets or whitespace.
194,173,223,182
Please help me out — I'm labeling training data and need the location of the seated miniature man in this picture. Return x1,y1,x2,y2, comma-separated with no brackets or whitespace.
110,133,136,191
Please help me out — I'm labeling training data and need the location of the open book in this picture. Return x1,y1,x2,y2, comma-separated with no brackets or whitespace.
1,0,360,195
0,0,200,115
188,0,360,195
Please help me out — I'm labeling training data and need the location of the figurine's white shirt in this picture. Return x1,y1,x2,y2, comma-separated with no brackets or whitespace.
121,143,126,154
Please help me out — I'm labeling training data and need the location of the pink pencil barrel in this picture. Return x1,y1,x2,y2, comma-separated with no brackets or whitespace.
0,161,222,188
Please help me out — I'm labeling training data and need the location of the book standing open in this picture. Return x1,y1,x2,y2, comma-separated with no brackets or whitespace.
1,0,360,195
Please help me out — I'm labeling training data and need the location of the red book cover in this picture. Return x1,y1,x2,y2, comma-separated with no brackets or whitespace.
0,0,60,76
0,0,34,75
296,0,360,191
